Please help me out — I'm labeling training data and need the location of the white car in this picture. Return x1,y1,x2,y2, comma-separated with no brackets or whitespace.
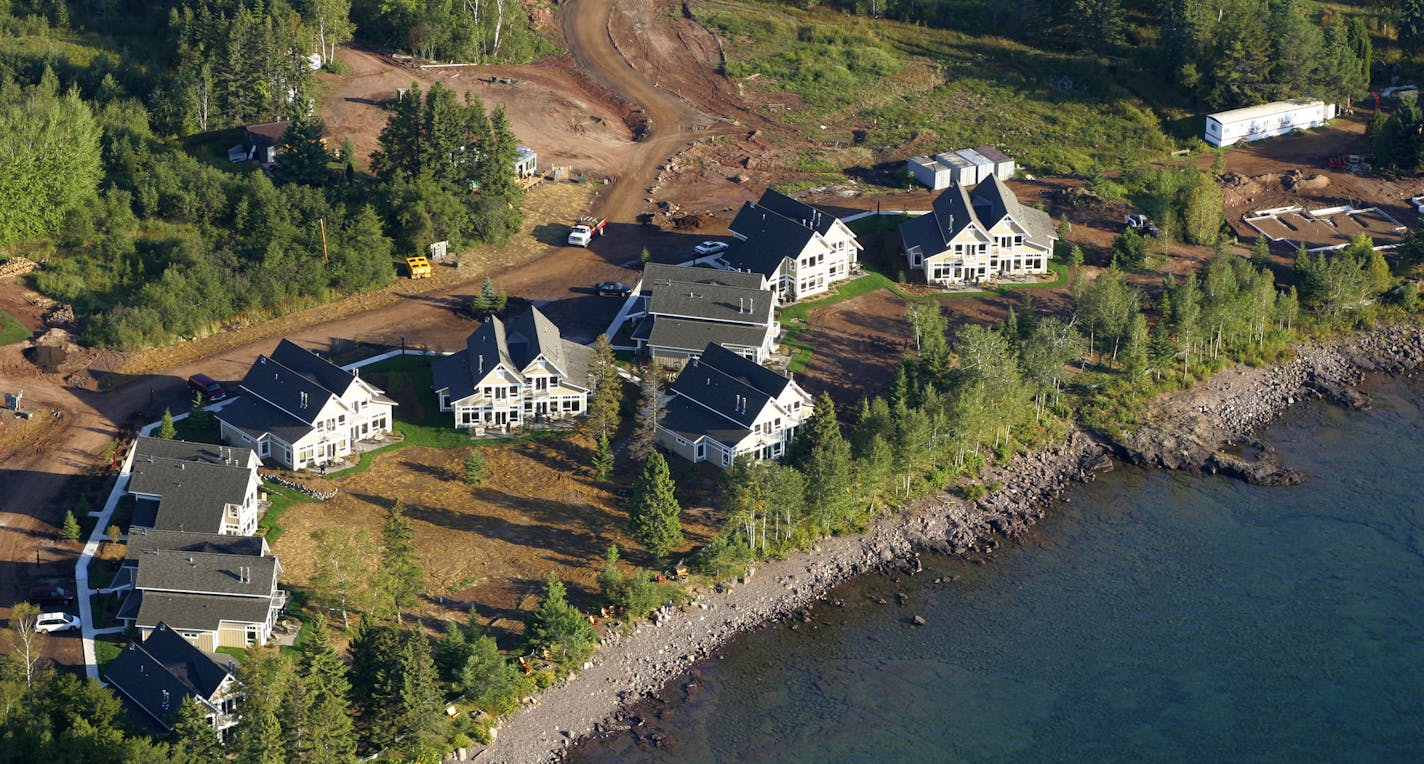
693,241,728,256
35,612,81,633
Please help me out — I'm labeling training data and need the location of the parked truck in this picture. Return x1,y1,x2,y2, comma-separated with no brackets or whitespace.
567,217,607,247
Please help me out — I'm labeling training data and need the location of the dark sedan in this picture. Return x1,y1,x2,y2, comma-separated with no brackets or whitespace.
595,281,632,297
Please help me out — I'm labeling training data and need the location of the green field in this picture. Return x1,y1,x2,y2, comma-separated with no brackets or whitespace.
695,0,1179,176
0,310,27,346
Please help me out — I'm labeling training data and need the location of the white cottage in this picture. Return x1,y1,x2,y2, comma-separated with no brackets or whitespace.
655,343,814,468
216,339,395,470
432,306,593,432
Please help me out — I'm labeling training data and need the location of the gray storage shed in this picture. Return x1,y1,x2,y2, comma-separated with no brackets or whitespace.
907,156,953,190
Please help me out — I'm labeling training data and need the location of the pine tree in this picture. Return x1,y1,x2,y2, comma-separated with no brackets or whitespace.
231,646,293,764
348,623,403,752
273,106,331,186
297,616,357,763
169,696,223,760
392,631,446,760
789,393,854,533
592,431,613,481
59,510,81,541
157,408,177,439
585,334,622,439
374,499,423,623
1251,237,1272,270
455,633,524,712
628,451,682,559
526,574,597,662
627,368,664,463
463,449,486,485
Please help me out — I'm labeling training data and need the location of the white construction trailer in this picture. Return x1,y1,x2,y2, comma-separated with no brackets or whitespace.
1204,99,1336,147
955,148,996,185
907,156,954,190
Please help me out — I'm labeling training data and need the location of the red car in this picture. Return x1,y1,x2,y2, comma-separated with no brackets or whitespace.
28,584,76,608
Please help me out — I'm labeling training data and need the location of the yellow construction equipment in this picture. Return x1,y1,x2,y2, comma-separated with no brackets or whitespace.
405,256,431,279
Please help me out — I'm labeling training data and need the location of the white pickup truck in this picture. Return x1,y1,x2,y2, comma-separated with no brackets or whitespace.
568,216,607,246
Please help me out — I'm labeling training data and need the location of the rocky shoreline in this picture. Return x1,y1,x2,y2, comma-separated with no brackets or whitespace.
473,322,1424,764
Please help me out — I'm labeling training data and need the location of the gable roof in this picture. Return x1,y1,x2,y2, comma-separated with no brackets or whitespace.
105,622,236,728
642,263,767,291
432,307,594,400
725,200,820,276
669,343,791,428
127,455,255,534
124,529,268,562
134,591,276,632
648,281,774,326
646,318,772,354
969,175,1023,230
134,548,279,596
244,120,291,147
269,339,360,398
751,188,836,235
238,351,344,428
131,437,255,468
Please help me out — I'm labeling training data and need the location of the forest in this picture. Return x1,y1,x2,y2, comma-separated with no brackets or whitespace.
0,0,538,350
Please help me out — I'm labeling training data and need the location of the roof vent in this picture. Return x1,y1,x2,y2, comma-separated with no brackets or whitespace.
300,391,308,409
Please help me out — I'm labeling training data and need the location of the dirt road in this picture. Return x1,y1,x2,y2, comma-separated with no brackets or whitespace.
0,0,745,628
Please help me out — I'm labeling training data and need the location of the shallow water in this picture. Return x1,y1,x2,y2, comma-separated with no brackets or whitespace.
570,376,1424,763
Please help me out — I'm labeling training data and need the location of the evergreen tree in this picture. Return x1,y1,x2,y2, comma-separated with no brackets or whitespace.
789,392,855,533
168,697,223,760
348,623,403,752
629,451,682,559
627,368,664,463
586,334,622,439
1251,236,1272,270
157,408,177,439
526,574,597,662
391,631,445,760
59,510,80,541
370,84,422,181
464,449,486,485
296,617,357,763
374,499,423,623
0,84,104,246
592,432,614,481
273,107,331,186
1111,227,1147,268
231,646,293,764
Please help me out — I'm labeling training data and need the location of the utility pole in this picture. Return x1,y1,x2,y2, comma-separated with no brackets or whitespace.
319,217,329,264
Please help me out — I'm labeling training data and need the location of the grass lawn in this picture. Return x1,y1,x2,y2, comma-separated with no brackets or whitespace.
258,482,316,543
695,0,1178,175
94,636,123,673
0,310,28,346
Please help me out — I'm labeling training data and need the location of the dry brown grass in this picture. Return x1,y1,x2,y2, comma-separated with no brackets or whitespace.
272,434,718,639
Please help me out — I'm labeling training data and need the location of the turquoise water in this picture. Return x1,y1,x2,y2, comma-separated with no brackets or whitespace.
570,376,1424,763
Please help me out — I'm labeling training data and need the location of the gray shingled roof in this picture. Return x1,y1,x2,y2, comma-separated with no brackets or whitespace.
270,339,359,398
647,318,771,355
124,529,267,561
970,175,1022,229
134,549,278,596
899,182,995,256
127,456,254,534
135,592,275,632
434,307,593,398
213,394,314,447
237,355,339,427
753,189,836,236
642,263,767,291
668,343,789,429
132,437,255,468
105,623,236,729
648,281,773,326
725,201,817,277
660,396,754,447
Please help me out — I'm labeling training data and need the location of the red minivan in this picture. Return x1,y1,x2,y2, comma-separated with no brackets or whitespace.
187,373,227,402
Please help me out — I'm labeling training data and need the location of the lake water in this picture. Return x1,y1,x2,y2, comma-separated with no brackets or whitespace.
570,375,1424,763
